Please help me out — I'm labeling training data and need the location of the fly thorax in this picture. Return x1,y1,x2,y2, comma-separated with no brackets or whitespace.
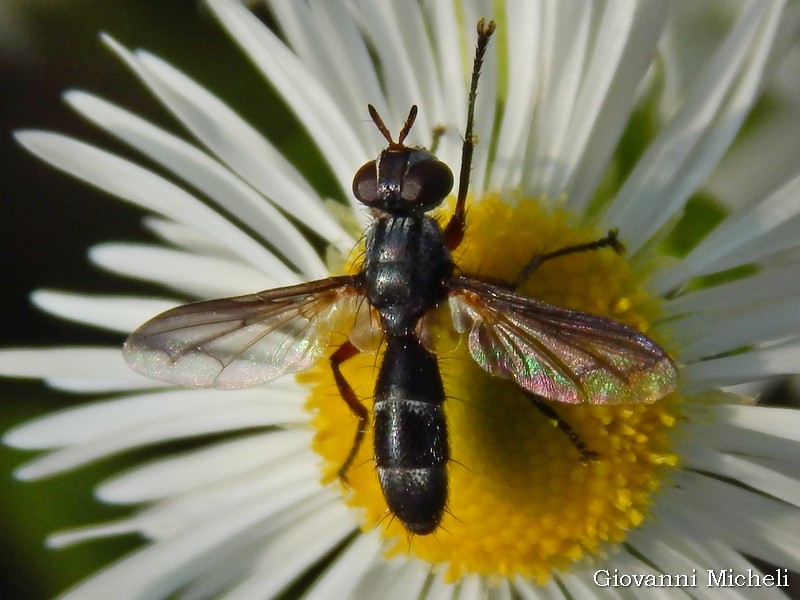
363,215,452,336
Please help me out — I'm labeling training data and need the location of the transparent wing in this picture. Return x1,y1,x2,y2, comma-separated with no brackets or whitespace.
124,276,362,389
448,276,677,404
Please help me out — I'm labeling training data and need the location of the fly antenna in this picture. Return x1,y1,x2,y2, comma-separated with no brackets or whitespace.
397,105,418,145
367,104,418,149
367,104,393,146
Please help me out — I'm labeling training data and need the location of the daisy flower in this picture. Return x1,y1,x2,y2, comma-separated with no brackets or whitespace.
4,0,800,598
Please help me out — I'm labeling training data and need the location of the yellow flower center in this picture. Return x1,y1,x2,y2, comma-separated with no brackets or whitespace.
299,195,679,583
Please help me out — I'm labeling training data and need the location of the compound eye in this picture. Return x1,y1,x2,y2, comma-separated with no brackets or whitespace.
402,159,454,210
353,161,378,206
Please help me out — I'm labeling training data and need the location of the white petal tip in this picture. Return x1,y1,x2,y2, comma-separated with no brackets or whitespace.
3,427,47,454
62,89,88,105
13,129,47,148
99,32,123,51
12,465,44,482
47,521,139,549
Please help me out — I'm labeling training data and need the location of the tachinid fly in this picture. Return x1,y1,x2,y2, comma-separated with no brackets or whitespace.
124,20,678,535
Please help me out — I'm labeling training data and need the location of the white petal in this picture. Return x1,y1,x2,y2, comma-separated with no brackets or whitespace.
523,2,592,198
47,520,142,549
682,447,800,508
132,452,323,539
89,243,276,298
683,342,800,391
96,429,312,503
487,0,541,192
656,171,800,293
0,347,147,392
555,569,609,600
590,553,665,598
56,491,343,600
207,0,368,209
701,3,800,210
705,404,800,442
6,380,303,448
426,0,466,168
424,570,459,600
99,36,354,257
32,290,174,334
664,262,800,317
681,404,800,479
628,519,776,600
513,574,563,600
142,217,236,258
657,2,743,118
218,498,356,600
662,473,800,571
327,542,430,600
604,2,782,253
65,90,329,278
706,100,800,213
673,294,800,361
14,130,297,282
383,564,431,600
293,532,385,600
268,0,385,135
350,0,442,140
7,386,306,477
562,1,670,212
169,482,341,600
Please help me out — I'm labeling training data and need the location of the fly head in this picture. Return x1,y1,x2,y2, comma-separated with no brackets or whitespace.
353,105,454,216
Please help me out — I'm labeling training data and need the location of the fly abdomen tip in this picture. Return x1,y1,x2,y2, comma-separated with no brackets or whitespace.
378,466,447,535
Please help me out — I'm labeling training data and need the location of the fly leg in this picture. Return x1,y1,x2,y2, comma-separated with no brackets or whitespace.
512,230,623,459
511,229,623,289
444,18,496,250
524,391,599,464
330,340,369,483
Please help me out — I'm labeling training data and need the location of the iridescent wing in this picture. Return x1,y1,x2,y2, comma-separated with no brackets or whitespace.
447,276,677,404
124,276,363,389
